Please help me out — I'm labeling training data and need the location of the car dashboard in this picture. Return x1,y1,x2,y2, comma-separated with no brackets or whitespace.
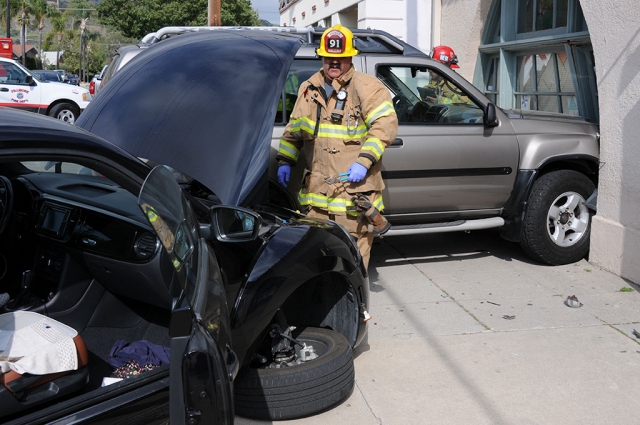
3,170,175,314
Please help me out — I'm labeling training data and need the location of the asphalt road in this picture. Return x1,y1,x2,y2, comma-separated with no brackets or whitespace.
237,229,640,424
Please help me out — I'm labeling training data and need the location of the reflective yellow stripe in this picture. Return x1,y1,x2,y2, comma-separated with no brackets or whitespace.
365,101,395,127
299,191,385,214
372,195,385,211
146,209,158,223
290,116,316,134
278,140,299,161
291,117,369,139
361,138,385,161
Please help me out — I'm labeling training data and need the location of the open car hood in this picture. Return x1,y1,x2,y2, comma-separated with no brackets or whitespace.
77,30,302,207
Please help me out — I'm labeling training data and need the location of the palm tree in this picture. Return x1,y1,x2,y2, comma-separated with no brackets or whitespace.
48,6,65,69
30,0,47,68
17,0,31,65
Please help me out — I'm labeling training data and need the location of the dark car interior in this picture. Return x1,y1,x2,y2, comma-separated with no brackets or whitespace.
376,65,484,125
0,160,175,421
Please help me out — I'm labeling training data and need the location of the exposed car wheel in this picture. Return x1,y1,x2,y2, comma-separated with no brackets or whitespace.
49,103,79,124
234,327,354,420
520,170,595,265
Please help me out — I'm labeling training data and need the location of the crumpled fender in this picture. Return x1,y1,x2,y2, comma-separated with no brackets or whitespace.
230,220,367,368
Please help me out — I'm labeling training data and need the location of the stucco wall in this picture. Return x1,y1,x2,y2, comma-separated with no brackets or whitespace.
582,0,640,284
440,0,491,81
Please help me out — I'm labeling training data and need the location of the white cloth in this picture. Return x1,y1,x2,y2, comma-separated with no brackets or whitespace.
0,311,78,375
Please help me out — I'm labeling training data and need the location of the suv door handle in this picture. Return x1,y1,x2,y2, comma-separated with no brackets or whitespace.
390,138,403,147
0,88,8,92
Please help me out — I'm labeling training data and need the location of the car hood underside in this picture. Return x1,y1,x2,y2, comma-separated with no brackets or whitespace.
77,30,302,207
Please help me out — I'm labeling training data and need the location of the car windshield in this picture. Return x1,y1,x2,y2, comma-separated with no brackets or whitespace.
32,72,60,82
21,161,108,178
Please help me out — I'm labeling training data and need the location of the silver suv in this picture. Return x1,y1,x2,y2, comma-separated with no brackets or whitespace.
107,27,601,266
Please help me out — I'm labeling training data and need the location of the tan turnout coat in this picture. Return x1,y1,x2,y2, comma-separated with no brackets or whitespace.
277,65,398,216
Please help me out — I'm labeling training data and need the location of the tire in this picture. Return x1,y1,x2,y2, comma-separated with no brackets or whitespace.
520,170,595,265
234,327,354,420
49,102,79,124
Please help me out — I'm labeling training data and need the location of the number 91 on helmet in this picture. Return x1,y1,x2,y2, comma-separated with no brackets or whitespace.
316,24,359,58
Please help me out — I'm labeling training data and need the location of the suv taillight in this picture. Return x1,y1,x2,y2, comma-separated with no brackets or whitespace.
89,81,95,95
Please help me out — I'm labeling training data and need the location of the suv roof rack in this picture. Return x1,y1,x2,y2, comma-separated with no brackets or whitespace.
140,26,428,58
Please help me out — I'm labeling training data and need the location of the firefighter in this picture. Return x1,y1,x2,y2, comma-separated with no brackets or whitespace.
423,45,471,105
276,24,398,269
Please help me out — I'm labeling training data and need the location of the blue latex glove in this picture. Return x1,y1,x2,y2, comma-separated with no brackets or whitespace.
348,162,368,183
277,164,291,188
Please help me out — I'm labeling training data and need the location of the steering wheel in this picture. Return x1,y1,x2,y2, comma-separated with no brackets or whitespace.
410,101,432,122
0,176,14,236
392,95,412,122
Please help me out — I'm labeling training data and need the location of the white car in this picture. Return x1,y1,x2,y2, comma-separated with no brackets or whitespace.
0,57,91,124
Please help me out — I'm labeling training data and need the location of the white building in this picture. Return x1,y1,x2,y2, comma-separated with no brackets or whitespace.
279,0,434,55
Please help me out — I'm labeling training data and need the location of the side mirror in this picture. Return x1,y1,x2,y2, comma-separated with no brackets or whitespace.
484,102,499,127
210,206,262,242
25,75,34,85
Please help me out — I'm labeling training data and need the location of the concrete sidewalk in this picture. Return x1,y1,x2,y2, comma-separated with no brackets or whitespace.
237,229,640,424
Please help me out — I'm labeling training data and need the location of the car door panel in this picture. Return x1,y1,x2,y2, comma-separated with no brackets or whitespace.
138,165,233,424
365,58,520,221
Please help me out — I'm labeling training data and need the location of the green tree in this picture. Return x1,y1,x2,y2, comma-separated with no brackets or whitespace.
97,0,260,40
30,0,47,68
47,6,66,68
17,0,32,65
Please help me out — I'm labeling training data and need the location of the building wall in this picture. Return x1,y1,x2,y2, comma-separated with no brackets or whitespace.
581,0,640,284
440,0,491,81
441,0,640,284
280,0,433,55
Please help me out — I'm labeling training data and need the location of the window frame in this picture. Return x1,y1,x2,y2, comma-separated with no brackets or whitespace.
476,0,597,122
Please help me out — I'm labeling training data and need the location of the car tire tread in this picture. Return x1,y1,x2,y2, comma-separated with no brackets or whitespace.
234,327,354,420
520,170,595,265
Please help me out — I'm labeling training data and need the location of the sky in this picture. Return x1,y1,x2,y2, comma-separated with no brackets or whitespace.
252,0,280,24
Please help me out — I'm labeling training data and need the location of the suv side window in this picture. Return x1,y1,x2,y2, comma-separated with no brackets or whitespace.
377,65,483,124
275,58,321,125
0,63,30,85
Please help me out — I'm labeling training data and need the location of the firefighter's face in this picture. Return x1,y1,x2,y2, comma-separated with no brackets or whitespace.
322,56,352,82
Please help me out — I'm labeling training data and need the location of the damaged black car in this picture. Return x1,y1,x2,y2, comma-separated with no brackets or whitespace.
0,30,369,424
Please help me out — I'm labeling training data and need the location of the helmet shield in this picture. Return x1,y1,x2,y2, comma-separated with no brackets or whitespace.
325,30,347,55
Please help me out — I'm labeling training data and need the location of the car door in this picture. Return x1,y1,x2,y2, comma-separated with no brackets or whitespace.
364,58,520,222
138,165,235,425
0,61,42,114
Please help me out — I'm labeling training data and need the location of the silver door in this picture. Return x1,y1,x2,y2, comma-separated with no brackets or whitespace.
365,58,520,223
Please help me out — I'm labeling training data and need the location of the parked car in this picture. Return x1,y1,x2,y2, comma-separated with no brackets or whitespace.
0,58,91,123
53,69,66,82
65,73,80,86
0,30,367,424
99,44,149,90
31,69,62,82
88,73,99,94
104,26,600,266
91,64,108,96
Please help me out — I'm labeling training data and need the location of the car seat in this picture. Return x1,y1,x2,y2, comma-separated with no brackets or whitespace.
0,311,89,418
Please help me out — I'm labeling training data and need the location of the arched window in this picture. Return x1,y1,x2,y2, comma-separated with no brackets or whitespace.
475,0,598,122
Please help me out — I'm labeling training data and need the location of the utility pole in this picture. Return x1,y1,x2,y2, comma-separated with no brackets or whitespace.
208,0,221,26
6,0,10,38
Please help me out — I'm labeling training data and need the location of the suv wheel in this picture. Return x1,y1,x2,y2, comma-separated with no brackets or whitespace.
520,170,595,265
234,327,354,420
49,102,79,124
